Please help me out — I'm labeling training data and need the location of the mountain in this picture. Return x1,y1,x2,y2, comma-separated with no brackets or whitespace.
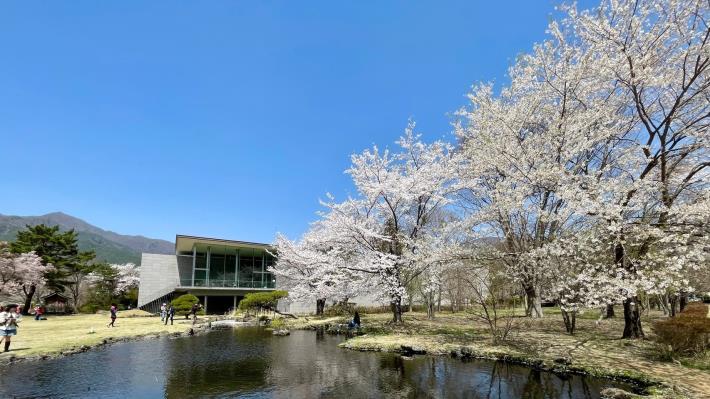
0,212,174,264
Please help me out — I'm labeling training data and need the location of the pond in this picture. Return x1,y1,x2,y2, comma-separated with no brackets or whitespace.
0,327,636,398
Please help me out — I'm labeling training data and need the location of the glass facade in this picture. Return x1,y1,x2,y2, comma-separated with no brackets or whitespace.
180,244,276,289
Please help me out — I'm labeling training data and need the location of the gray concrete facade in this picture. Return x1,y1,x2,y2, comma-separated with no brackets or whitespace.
137,253,180,308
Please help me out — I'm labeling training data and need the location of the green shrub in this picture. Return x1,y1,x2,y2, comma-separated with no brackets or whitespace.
270,318,286,330
652,303,710,356
354,305,390,314
238,290,288,313
324,301,355,316
171,294,200,318
703,293,710,304
79,304,100,314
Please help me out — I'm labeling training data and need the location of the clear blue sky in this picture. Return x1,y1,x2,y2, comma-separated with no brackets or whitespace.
0,1,593,243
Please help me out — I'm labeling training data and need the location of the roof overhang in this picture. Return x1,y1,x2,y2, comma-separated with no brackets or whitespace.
175,234,272,254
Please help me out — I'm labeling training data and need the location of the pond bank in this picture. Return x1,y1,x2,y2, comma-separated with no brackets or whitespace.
0,327,638,398
0,310,242,365
285,311,710,399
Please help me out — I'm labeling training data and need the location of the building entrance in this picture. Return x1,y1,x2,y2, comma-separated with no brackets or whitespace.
206,295,236,315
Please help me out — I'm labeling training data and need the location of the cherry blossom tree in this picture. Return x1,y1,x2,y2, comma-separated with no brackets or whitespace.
553,0,710,338
0,241,54,308
114,263,140,294
454,24,628,318
454,0,709,336
86,262,141,300
312,125,457,323
271,227,368,315
275,0,709,341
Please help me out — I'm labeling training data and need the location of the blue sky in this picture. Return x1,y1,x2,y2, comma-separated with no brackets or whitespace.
0,1,593,243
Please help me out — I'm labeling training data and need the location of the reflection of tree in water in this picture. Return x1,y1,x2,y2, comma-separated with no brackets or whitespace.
520,369,545,398
266,331,394,397
164,328,272,398
157,328,624,399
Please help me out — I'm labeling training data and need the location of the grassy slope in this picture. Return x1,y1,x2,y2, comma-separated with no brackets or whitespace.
0,310,190,359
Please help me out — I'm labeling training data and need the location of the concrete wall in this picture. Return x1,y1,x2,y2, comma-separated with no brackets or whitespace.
278,292,386,315
137,253,180,308
176,255,193,284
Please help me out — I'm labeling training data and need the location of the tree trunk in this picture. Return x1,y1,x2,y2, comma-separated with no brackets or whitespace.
391,297,403,323
669,295,678,317
659,294,670,315
426,293,435,320
561,309,576,334
315,298,326,316
616,241,644,339
436,287,442,312
679,291,688,313
604,304,615,319
622,297,644,339
22,284,36,315
524,285,543,318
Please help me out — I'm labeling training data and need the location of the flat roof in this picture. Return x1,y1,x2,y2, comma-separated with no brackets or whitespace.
175,234,272,253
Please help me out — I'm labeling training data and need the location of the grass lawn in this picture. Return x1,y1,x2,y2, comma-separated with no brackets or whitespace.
0,310,193,360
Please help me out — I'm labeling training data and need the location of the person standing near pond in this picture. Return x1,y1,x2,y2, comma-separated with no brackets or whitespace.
107,304,117,328
0,304,22,352
190,303,201,325
160,303,167,322
165,304,175,326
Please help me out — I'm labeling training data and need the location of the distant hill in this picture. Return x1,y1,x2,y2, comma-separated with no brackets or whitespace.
0,212,174,264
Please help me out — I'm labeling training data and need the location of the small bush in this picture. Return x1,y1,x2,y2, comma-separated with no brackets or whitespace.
171,294,200,318
324,302,355,316
354,305,390,314
79,304,100,314
238,290,288,314
652,303,710,356
270,318,286,330
703,293,710,304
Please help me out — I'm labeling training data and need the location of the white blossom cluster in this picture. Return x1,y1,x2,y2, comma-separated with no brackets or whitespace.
272,0,709,323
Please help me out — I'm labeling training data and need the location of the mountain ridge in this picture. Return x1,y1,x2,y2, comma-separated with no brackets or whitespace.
0,212,173,264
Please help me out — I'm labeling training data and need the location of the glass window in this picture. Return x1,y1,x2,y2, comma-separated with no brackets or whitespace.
194,269,207,286
195,252,207,269
209,254,225,286
225,254,237,285
254,253,264,272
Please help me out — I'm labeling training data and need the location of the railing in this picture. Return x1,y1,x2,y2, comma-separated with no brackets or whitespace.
179,278,275,289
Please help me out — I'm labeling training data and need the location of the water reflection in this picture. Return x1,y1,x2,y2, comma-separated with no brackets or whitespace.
0,328,632,398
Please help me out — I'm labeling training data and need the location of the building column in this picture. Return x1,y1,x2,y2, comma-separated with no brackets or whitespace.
206,246,211,287
204,296,208,313
191,244,196,287
233,295,237,312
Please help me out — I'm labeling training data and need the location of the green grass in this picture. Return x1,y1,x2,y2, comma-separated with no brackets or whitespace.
0,310,192,359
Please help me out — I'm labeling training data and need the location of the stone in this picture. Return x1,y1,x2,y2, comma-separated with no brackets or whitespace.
400,345,427,356
553,357,572,366
599,387,639,399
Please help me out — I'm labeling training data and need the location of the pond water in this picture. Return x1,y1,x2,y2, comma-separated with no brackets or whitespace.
0,327,635,398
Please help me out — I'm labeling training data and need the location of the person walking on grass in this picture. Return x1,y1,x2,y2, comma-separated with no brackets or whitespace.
165,304,175,326
0,304,22,352
107,304,118,328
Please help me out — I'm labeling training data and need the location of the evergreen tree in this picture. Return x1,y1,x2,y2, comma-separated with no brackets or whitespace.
10,224,95,313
